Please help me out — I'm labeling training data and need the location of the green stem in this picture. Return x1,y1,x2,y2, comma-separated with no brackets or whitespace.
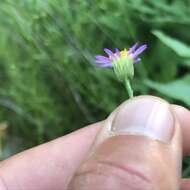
125,79,133,98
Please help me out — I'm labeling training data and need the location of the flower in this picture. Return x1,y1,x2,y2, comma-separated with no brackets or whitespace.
95,43,147,68
94,43,147,98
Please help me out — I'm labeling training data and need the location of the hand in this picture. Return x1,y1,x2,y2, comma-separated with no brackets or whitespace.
0,96,190,190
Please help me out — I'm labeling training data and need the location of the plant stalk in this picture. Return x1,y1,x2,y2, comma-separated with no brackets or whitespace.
125,79,133,98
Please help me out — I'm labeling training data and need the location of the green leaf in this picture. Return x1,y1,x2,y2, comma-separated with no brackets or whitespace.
145,75,190,106
183,60,190,67
152,30,190,58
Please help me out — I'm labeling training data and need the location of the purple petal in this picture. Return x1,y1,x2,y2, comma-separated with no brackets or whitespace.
95,55,110,62
115,48,120,53
95,59,111,64
104,48,114,57
95,61,113,68
114,48,120,56
131,44,147,59
128,43,138,54
133,58,141,64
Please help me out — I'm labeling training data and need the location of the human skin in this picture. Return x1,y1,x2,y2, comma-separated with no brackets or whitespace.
0,96,190,190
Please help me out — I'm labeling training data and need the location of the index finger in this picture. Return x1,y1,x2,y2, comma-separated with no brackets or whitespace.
0,123,101,190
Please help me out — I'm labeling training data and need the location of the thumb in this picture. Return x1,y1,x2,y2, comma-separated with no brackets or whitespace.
69,96,182,190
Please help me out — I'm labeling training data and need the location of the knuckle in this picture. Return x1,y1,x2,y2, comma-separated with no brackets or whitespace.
69,159,154,190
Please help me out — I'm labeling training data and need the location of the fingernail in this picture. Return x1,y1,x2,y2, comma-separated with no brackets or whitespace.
111,97,175,143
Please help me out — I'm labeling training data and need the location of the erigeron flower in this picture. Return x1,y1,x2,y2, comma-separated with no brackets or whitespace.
95,43,147,98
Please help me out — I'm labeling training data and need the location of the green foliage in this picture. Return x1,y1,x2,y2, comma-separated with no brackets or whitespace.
152,30,190,58
0,0,189,164
145,74,190,106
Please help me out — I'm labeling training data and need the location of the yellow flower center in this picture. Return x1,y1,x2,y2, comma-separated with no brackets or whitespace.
111,48,130,65
120,49,128,58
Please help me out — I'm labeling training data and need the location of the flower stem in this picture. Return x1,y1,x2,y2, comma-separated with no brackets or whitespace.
125,79,133,98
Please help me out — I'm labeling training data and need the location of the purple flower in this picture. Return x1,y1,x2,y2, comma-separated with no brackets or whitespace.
95,43,147,68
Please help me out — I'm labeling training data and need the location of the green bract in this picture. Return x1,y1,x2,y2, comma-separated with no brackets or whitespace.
112,57,134,82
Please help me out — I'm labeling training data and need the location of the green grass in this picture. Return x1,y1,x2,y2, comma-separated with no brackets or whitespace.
0,0,189,175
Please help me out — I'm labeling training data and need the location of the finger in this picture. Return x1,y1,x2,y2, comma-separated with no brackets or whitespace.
173,105,190,155
0,123,101,190
69,96,182,190
173,105,190,190
180,179,190,190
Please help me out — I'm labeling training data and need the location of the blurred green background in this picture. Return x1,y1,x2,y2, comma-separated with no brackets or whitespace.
0,0,190,175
